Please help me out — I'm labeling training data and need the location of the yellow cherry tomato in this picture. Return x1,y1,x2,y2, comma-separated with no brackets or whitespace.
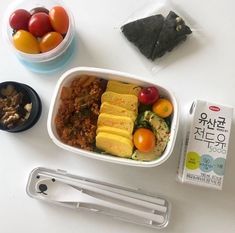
13,30,40,54
152,98,173,118
39,32,63,53
133,128,155,153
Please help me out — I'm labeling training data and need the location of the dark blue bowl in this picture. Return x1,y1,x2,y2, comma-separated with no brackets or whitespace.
0,81,42,132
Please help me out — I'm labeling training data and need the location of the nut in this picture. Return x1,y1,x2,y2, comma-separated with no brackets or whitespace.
0,85,32,129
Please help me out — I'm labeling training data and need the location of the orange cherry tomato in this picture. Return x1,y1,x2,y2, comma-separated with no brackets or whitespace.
39,32,63,52
13,30,40,54
49,6,69,35
152,98,173,118
133,128,155,153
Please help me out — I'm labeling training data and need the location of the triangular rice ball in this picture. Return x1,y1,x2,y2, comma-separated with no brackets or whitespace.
122,14,164,59
151,11,192,59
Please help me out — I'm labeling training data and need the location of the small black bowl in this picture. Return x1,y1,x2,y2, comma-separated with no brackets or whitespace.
0,81,42,132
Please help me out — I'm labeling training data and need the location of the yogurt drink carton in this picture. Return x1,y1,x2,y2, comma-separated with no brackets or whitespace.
178,100,233,190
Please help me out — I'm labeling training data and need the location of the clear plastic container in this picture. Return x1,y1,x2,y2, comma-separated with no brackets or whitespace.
3,0,75,73
26,167,171,229
47,67,179,167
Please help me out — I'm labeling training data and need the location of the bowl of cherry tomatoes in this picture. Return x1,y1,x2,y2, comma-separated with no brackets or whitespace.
3,0,75,73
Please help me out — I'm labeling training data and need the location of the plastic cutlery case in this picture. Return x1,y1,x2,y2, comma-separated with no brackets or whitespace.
26,167,171,229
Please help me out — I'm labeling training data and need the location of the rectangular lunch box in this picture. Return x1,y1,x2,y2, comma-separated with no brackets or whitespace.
26,167,171,229
47,67,179,167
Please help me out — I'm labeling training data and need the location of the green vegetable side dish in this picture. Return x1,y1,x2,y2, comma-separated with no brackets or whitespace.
132,111,170,161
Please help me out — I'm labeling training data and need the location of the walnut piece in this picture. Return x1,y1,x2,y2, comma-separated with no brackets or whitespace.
0,85,32,129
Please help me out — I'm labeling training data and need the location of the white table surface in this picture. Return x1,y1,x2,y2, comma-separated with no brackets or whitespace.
1,0,235,232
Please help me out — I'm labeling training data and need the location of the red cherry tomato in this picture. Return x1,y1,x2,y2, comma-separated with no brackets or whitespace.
28,12,52,37
9,9,31,30
138,86,159,105
30,7,49,15
133,128,155,153
49,6,69,35
39,32,63,52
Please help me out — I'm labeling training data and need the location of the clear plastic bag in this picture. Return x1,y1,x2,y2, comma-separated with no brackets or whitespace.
120,0,202,74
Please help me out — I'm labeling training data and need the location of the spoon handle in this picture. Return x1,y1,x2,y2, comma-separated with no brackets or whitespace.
70,184,167,213
74,179,165,206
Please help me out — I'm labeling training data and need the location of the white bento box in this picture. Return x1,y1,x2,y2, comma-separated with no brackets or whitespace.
47,67,179,167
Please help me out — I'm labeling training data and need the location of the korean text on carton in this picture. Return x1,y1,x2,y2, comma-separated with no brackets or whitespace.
178,100,233,190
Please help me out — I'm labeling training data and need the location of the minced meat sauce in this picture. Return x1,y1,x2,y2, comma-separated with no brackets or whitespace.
55,75,107,151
